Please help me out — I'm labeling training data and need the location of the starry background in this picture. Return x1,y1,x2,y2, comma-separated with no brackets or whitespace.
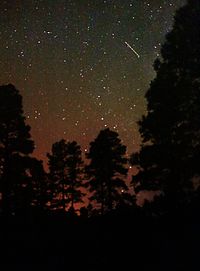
0,0,184,166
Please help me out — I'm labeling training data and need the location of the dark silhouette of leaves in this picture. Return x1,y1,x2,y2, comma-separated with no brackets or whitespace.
47,140,85,212
86,128,129,214
0,84,34,215
131,0,200,208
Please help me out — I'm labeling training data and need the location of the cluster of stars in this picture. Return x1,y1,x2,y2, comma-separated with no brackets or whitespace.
0,0,184,163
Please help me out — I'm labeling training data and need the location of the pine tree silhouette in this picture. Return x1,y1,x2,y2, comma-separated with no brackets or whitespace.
0,84,34,215
86,128,128,214
64,141,85,211
131,0,200,208
47,140,85,212
30,158,49,212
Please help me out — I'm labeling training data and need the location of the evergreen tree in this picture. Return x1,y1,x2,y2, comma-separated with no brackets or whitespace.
86,128,128,214
64,141,85,210
47,140,84,212
11,156,34,215
131,0,200,206
0,84,34,215
47,139,69,211
30,158,49,212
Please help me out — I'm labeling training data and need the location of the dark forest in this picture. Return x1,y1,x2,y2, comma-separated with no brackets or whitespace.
0,1,200,270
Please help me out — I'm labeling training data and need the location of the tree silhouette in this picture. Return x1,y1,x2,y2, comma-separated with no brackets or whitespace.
64,141,85,210
86,128,128,214
30,158,49,212
47,140,85,212
0,84,34,215
131,0,200,207
47,140,69,211
11,156,34,215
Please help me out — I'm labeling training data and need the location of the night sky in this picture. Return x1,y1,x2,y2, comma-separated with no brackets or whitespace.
0,0,184,164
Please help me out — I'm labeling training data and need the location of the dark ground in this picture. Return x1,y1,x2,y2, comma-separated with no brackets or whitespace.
0,204,199,271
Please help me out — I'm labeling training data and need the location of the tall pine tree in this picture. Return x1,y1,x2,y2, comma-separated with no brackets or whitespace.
30,158,49,212
0,84,34,215
47,140,69,211
64,141,85,211
131,0,200,207
86,128,128,214
47,140,85,212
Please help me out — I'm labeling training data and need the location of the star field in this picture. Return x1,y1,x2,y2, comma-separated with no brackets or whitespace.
0,0,184,164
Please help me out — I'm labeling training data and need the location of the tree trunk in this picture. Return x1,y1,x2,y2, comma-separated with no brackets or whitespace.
108,178,112,211
2,149,11,216
62,181,65,211
101,182,104,215
1,182,10,216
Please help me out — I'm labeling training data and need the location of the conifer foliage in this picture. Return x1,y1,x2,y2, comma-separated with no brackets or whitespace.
86,128,128,214
131,0,200,204
0,84,34,215
47,140,84,211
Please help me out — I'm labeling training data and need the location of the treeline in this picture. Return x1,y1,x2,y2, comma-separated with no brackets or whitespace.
0,85,132,216
1,0,200,220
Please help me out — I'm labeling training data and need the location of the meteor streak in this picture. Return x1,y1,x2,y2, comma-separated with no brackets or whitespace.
125,41,140,58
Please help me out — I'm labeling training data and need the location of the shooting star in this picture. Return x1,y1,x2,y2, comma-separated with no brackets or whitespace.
125,41,140,58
